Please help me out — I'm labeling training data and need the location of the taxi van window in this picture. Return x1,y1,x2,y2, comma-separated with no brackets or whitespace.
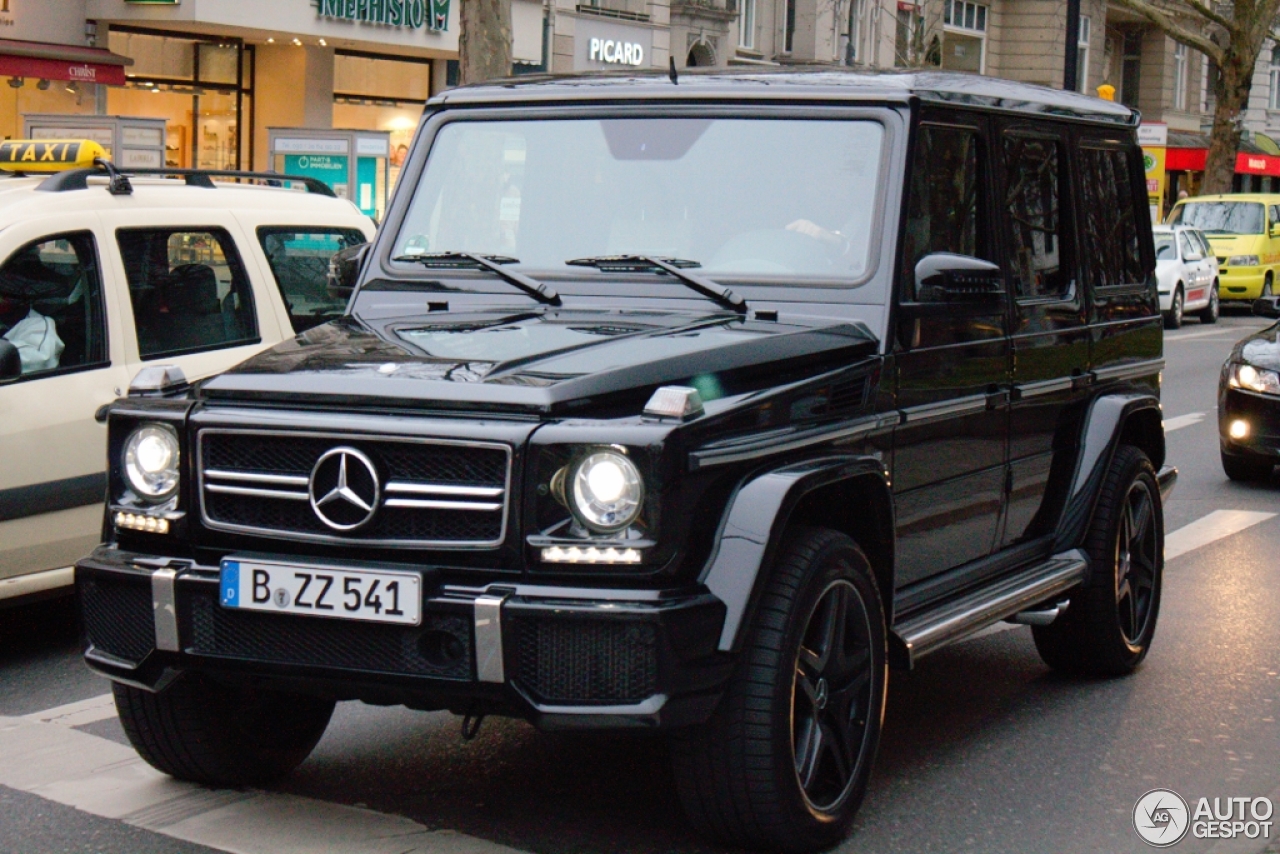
0,232,106,379
117,228,258,359
1077,146,1144,288
257,227,367,333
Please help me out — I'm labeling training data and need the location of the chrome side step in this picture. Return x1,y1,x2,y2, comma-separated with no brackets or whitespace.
890,550,1088,669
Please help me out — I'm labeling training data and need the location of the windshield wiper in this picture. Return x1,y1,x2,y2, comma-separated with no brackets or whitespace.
566,255,747,314
392,252,561,306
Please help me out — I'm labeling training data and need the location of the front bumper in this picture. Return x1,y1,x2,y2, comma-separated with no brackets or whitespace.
1220,386,1280,459
1217,267,1267,300
76,547,731,730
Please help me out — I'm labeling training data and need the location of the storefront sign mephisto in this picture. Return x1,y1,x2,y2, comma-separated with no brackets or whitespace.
313,0,450,33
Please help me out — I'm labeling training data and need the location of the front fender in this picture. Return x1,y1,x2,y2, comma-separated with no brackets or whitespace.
1053,392,1165,553
698,456,892,652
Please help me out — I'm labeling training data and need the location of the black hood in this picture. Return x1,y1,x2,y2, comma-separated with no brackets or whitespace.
1230,322,1280,369
199,308,879,415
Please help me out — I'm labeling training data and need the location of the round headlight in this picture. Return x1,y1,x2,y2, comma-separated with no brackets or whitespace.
123,423,180,500
570,451,644,533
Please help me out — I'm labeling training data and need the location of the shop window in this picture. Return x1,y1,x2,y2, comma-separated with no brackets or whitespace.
1077,146,1145,288
1003,134,1071,300
0,233,106,379
900,124,988,300
117,228,258,359
258,228,368,333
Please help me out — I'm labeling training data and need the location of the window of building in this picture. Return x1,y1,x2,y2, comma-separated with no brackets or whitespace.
739,0,757,49
895,5,924,66
942,0,987,73
257,228,368,333
1003,134,1070,300
1173,42,1188,111
1077,146,1144,288
117,228,258,359
1077,17,1091,93
1269,45,1280,110
900,124,988,300
785,0,797,53
1121,30,1143,109
845,0,862,62
0,233,106,379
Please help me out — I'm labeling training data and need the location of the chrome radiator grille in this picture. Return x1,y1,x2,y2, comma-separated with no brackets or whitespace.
198,429,511,547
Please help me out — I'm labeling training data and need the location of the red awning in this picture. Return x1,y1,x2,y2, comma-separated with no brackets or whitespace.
0,39,131,87
1166,147,1206,171
1236,151,1280,177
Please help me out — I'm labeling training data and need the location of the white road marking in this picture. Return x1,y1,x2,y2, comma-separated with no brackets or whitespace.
1163,412,1206,432
1165,509,1277,561
1165,328,1243,341
24,693,118,727
0,711,528,854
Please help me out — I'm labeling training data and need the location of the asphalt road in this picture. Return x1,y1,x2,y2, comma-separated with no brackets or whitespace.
2,309,1278,854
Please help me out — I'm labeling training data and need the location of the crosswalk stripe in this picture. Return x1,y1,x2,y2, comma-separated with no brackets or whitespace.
1165,328,1242,341
1165,509,1276,561
0,713,527,854
23,692,118,727
1163,412,1205,432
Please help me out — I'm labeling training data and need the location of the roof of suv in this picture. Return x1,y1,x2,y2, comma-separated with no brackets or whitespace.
433,68,1138,126
0,173,367,221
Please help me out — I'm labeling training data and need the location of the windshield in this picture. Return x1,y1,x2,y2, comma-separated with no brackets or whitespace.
1170,202,1265,235
393,117,886,283
1153,233,1175,260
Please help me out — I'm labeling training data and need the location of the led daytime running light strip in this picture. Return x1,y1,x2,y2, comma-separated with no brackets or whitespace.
541,545,643,564
115,511,170,534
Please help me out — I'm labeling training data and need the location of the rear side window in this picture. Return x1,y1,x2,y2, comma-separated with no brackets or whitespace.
1077,146,1145,288
900,124,989,300
0,232,106,378
258,227,367,333
117,228,258,359
1002,134,1072,299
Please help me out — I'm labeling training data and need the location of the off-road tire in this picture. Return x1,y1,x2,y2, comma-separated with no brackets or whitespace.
1033,446,1163,676
1199,283,1219,323
1221,449,1274,482
113,675,335,786
670,528,887,853
1163,286,1183,329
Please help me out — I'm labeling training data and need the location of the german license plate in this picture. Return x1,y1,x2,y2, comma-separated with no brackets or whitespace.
219,559,421,626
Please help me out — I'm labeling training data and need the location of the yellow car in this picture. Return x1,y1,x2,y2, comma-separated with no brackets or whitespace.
1167,193,1280,302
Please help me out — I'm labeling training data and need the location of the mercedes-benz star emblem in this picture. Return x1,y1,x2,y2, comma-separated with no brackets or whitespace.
308,447,380,531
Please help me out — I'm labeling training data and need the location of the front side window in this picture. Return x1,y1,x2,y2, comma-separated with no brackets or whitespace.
1170,201,1265,235
0,232,106,378
1078,146,1144,288
1003,134,1071,299
900,124,987,299
1153,233,1175,261
118,228,258,359
394,117,886,283
258,227,367,333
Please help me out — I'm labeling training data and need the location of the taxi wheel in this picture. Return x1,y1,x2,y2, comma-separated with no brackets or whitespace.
113,675,335,786
1163,286,1184,330
1199,284,1219,324
1264,274,1274,298
1033,446,1162,676
670,528,886,853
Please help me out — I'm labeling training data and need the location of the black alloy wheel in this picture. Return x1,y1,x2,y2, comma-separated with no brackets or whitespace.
1164,286,1184,329
1033,445,1163,675
793,578,876,812
670,528,886,853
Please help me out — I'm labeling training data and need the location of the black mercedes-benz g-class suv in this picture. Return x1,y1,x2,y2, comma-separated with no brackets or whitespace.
79,70,1175,852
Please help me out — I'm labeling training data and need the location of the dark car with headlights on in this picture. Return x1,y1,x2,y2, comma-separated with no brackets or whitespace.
1219,296,1280,480
78,70,1176,852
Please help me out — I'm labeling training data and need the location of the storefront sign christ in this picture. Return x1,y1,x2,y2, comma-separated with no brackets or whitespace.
313,0,450,33
574,18,653,71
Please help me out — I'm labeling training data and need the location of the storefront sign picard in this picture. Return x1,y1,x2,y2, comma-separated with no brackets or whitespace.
313,0,450,33
589,38,644,66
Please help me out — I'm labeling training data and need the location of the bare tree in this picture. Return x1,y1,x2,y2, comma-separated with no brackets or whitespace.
458,0,513,85
1110,0,1280,193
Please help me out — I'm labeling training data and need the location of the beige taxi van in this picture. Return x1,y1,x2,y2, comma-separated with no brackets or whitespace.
0,141,373,605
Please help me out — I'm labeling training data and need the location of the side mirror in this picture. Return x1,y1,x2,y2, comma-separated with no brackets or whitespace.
1253,296,1280,319
914,252,1005,304
1271,223,1280,238
1185,251,1203,262
327,242,370,299
0,339,19,382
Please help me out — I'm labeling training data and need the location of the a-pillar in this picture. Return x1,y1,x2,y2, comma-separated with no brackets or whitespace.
252,44,335,169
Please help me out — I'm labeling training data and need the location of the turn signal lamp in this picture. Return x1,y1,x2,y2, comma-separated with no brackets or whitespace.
643,385,704,420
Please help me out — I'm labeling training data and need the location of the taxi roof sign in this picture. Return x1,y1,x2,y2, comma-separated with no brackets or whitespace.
0,140,108,173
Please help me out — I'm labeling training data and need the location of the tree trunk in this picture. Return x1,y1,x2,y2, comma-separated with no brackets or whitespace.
458,0,512,86
1204,48,1254,194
